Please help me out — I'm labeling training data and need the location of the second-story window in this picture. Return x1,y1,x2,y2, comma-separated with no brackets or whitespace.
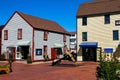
82,17,87,26
18,29,22,40
70,39,76,43
4,30,8,40
104,14,110,24
113,30,119,40
82,32,87,41
63,34,66,42
44,31,48,41
71,34,75,37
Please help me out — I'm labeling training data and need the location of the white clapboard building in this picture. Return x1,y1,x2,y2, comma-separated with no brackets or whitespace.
2,11,70,61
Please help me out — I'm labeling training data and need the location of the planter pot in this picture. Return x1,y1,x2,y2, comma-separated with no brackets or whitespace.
27,56,32,64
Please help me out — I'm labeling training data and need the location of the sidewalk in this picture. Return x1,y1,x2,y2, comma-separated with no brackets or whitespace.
0,61,98,80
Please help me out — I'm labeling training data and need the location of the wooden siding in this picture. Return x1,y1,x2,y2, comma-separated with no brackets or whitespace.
77,13,120,61
2,13,33,54
34,30,70,60
1,12,70,61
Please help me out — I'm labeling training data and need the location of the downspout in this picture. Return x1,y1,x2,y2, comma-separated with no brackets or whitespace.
76,16,78,61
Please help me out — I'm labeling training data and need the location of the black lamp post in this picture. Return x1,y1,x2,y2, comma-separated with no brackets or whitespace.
8,49,13,72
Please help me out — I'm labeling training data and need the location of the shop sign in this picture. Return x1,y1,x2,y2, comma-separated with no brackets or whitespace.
115,20,120,26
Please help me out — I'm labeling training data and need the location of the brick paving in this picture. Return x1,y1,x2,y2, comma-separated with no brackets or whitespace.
0,61,98,80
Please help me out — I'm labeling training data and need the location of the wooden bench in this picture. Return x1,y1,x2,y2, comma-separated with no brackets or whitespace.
0,67,10,74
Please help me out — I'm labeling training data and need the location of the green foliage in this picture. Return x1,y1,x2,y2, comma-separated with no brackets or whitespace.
9,54,14,62
102,61,116,79
0,65,8,68
97,58,120,80
0,65,9,74
97,48,120,80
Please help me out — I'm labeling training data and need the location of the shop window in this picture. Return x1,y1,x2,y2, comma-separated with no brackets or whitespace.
36,49,42,55
4,30,8,40
55,48,62,58
17,47,21,52
18,29,22,40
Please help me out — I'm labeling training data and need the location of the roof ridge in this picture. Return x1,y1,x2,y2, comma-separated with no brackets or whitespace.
76,0,120,17
15,11,69,34
83,0,118,5
16,11,57,23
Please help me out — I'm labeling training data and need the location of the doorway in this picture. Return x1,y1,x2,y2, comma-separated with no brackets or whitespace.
51,48,62,60
7,47,16,60
21,46,29,59
82,47,97,61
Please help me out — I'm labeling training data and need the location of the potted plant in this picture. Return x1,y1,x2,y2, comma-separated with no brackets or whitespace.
27,53,32,64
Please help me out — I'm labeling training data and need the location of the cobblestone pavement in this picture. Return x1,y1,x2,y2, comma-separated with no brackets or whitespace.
0,61,98,80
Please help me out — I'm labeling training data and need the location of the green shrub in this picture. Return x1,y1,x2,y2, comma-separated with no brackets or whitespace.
0,65,8,68
97,58,120,80
0,65,10,74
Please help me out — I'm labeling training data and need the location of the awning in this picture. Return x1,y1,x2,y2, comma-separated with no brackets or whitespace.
79,42,98,47
16,41,31,46
104,48,113,53
54,43,64,48
118,43,120,47
7,45,15,47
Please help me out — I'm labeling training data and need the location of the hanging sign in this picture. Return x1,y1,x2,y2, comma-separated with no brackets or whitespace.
115,20,120,26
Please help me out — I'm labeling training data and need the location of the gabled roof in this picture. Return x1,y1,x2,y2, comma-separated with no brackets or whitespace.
76,0,120,17
69,32,76,35
0,25,4,30
16,11,68,34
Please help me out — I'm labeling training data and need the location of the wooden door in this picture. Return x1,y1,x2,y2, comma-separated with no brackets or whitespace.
12,48,16,60
51,48,56,60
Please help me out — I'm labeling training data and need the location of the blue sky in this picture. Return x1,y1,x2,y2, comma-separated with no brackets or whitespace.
0,0,91,32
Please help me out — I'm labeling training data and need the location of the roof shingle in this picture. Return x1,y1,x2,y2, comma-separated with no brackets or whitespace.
70,32,76,35
76,0,120,17
16,11,68,34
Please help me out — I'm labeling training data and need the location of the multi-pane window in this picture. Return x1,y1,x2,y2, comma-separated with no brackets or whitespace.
71,34,75,37
4,30,8,40
70,39,76,43
63,34,66,42
82,32,87,41
113,30,119,40
104,14,110,24
82,17,87,26
44,31,48,41
18,29,22,40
